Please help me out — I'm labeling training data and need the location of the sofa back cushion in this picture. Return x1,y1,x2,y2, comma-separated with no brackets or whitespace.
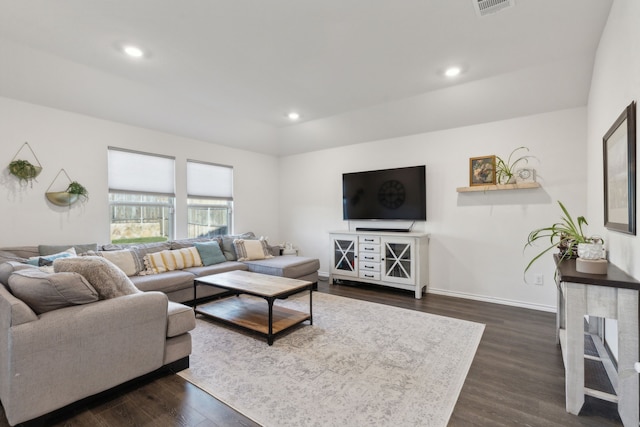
85,249,139,276
0,262,38,288
38,243,98,256
54,256,141,299
8,269,99,314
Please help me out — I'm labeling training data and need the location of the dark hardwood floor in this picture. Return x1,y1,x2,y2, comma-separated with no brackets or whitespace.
0,280,623,426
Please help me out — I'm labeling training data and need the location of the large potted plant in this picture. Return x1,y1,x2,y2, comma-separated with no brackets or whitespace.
524,200,603,274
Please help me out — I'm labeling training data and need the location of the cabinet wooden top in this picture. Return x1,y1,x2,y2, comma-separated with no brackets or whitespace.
329,230,429,237
555,256,640,290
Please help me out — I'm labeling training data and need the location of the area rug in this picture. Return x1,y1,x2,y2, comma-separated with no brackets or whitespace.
178,293,485,427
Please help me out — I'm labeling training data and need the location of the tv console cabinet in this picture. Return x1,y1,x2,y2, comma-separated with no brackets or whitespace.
329,230,429,299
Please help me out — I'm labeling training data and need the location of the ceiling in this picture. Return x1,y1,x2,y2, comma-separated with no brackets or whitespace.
0,0,613,156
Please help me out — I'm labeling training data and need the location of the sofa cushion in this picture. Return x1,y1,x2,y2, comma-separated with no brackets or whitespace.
186,261,249,277
39,243,98,256
86,249,139,276
8,269,99,314
0,250,28,265
220,232,256,261
0,246,39,261
26,247,76,266
243,256,320,279
233,239,273,261
166,301,196,337
143,248,203,274
194,241,227,266
54,256,141,299
0,261,38,287
130,270,195,293
170,237,220,250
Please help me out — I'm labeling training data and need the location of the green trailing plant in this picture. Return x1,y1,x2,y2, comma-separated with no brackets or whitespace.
8,159,41,186
524,200,603,274
495,146,531,184
65,181,89,201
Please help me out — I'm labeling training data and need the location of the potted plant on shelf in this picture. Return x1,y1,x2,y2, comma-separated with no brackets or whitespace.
524,200,603,274
8,159,42,187
495,146,531,184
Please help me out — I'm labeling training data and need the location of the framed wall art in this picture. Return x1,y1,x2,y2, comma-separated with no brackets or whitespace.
469,155,496,186
603,100,636,235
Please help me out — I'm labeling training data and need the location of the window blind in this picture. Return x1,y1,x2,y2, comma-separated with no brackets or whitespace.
108,147,175,196
187,160,233,200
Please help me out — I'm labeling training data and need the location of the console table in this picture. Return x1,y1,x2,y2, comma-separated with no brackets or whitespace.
555,257,639,426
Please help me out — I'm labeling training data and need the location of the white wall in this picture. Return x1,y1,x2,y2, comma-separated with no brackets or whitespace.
586,0,640,359
0,96,281,247
279,108,587,311
587,0,640,277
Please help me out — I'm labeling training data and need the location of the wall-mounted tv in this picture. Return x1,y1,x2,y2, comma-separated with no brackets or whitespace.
342,165,426,221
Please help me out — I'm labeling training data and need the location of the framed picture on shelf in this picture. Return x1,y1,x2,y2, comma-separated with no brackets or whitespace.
469,155,496,186
603,100,636,235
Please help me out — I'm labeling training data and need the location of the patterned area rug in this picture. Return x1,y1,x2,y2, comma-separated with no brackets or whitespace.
178,292,484,427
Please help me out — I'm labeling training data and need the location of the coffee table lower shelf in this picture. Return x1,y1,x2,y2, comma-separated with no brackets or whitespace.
196,296,311,345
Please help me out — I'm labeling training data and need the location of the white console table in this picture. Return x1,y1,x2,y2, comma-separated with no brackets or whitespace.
329,230,429,298
556,257,639,426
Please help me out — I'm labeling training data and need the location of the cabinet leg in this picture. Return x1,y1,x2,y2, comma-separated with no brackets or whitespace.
565,283,585,415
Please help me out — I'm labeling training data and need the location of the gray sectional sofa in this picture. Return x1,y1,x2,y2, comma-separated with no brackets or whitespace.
0,233,319,426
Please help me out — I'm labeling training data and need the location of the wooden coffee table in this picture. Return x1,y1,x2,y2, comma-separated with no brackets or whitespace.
193,270,313,345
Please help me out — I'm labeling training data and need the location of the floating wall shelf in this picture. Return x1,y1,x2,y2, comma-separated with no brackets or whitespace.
456,182,541,193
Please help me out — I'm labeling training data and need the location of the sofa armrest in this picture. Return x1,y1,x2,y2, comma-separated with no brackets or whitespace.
3,291,169,425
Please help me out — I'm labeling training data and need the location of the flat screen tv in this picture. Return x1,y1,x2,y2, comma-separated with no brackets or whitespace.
342,165,426,221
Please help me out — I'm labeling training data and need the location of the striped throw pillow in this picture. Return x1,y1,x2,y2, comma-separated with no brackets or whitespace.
143,247,203,274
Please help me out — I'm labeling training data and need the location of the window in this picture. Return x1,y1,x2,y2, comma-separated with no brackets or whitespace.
108,148,175,243
187,160,233,238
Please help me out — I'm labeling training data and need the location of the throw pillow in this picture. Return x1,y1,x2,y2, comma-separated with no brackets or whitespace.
233,239,274,261
26,247,77,266
8,269,99,314
129,242,172,273
143,247,203,274
221,232,256,260
53,256,141,299
85,249,139,276
194,241,227,266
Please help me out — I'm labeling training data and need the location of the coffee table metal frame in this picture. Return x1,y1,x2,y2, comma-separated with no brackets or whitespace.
193,271,313,345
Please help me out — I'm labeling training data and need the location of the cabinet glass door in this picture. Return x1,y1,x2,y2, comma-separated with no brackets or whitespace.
333,239,356,273
383,241,413,283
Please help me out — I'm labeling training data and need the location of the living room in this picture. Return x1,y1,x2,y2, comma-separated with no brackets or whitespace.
0,0,638,426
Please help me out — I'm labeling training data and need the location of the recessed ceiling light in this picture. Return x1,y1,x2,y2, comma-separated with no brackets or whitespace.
444,67,462,77
287,112,300,121
122,45,144,58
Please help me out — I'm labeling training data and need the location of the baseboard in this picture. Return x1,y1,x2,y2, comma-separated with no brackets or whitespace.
428,287,556,313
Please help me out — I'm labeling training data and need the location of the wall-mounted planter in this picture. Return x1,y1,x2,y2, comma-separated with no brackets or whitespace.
45,169,88,207
45,191,79,206
8,142,43,187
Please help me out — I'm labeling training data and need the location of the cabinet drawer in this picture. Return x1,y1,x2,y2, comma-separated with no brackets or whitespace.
359,244,380,254
359,262,380,272
359,271,381,281
359,236,380,244
359,253,380,262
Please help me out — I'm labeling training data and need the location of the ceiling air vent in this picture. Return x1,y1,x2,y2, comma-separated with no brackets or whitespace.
473,0,514,17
